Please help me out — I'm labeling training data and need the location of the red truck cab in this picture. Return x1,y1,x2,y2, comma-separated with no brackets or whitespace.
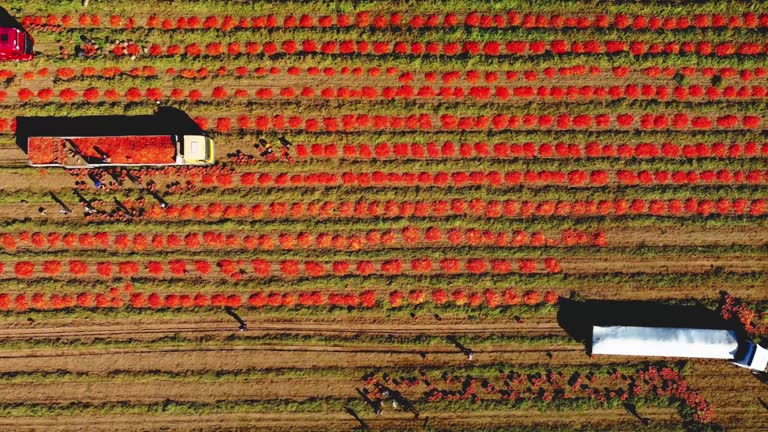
0,27,33,61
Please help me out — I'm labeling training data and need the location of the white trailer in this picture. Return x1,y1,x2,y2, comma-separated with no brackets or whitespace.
592,326,768,372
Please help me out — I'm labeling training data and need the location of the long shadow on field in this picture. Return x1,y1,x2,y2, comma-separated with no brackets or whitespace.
556,297,742,355
14,106,204,154
0,7,24,30
356,388,382,416
622,402,651,426
758,396,768,411
224,306,247,331
344,407,369,430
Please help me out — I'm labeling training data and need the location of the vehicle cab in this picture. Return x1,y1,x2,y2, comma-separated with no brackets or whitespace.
732,341,768,372
0,27,33,61
174,135,215,165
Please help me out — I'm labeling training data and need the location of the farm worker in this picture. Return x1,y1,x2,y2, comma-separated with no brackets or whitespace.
260,141,274,157
279,136,293,149
150,190,169,209
88,173,104,189
225,307,247,332
76,35,100,58
280,147,293,163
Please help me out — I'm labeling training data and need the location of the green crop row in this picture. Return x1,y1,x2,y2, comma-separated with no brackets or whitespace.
0,332,575,352
0,360,672,383
11,49,768,81
0,395,676,419
6,93,768,119
0,212,767,233
0,269,762,301
32,23,768,49
5,0,759,17
4,176,767,203
0,243,762,261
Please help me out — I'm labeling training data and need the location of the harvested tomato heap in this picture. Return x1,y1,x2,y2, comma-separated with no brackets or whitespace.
28,136,175,164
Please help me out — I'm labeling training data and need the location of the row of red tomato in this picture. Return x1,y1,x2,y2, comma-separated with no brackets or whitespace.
0,287,568,312
5,257,559,279
22,12,768,31
17,87,161,102
173,65,766,83
185,169,763,189
17,66,387,82
0,226,605,251
49,84,763,105
188,113,762,133
398,66,766,82
0,290,376,310
26,64,767,86
142,198,767,221
294,141,768,160
437,113,762,130
9,260,203,278
0,228,601,251
51,66,143,80
121,40,768,58
25,85,768,105
614,169,768,185
23,63,766,85
173,64,768,81
189,84,768,102
2,112,759,133
237,258,559,277
224,169,768,188
388,288,558,307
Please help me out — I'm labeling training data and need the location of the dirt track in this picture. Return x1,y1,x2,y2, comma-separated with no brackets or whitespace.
0,378,359,403
0,408,683,432
0,319,565,339
0,316,763,431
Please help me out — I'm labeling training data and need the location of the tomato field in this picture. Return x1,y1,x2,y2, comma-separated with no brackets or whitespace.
0,1,766,431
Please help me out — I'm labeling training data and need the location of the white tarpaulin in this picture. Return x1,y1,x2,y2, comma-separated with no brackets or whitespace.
591,326,739,359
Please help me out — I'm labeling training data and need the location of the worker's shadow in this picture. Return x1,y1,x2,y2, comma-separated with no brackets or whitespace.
556,296,741,355
622,402,650,426
15,107,205,155
754,373,768,387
